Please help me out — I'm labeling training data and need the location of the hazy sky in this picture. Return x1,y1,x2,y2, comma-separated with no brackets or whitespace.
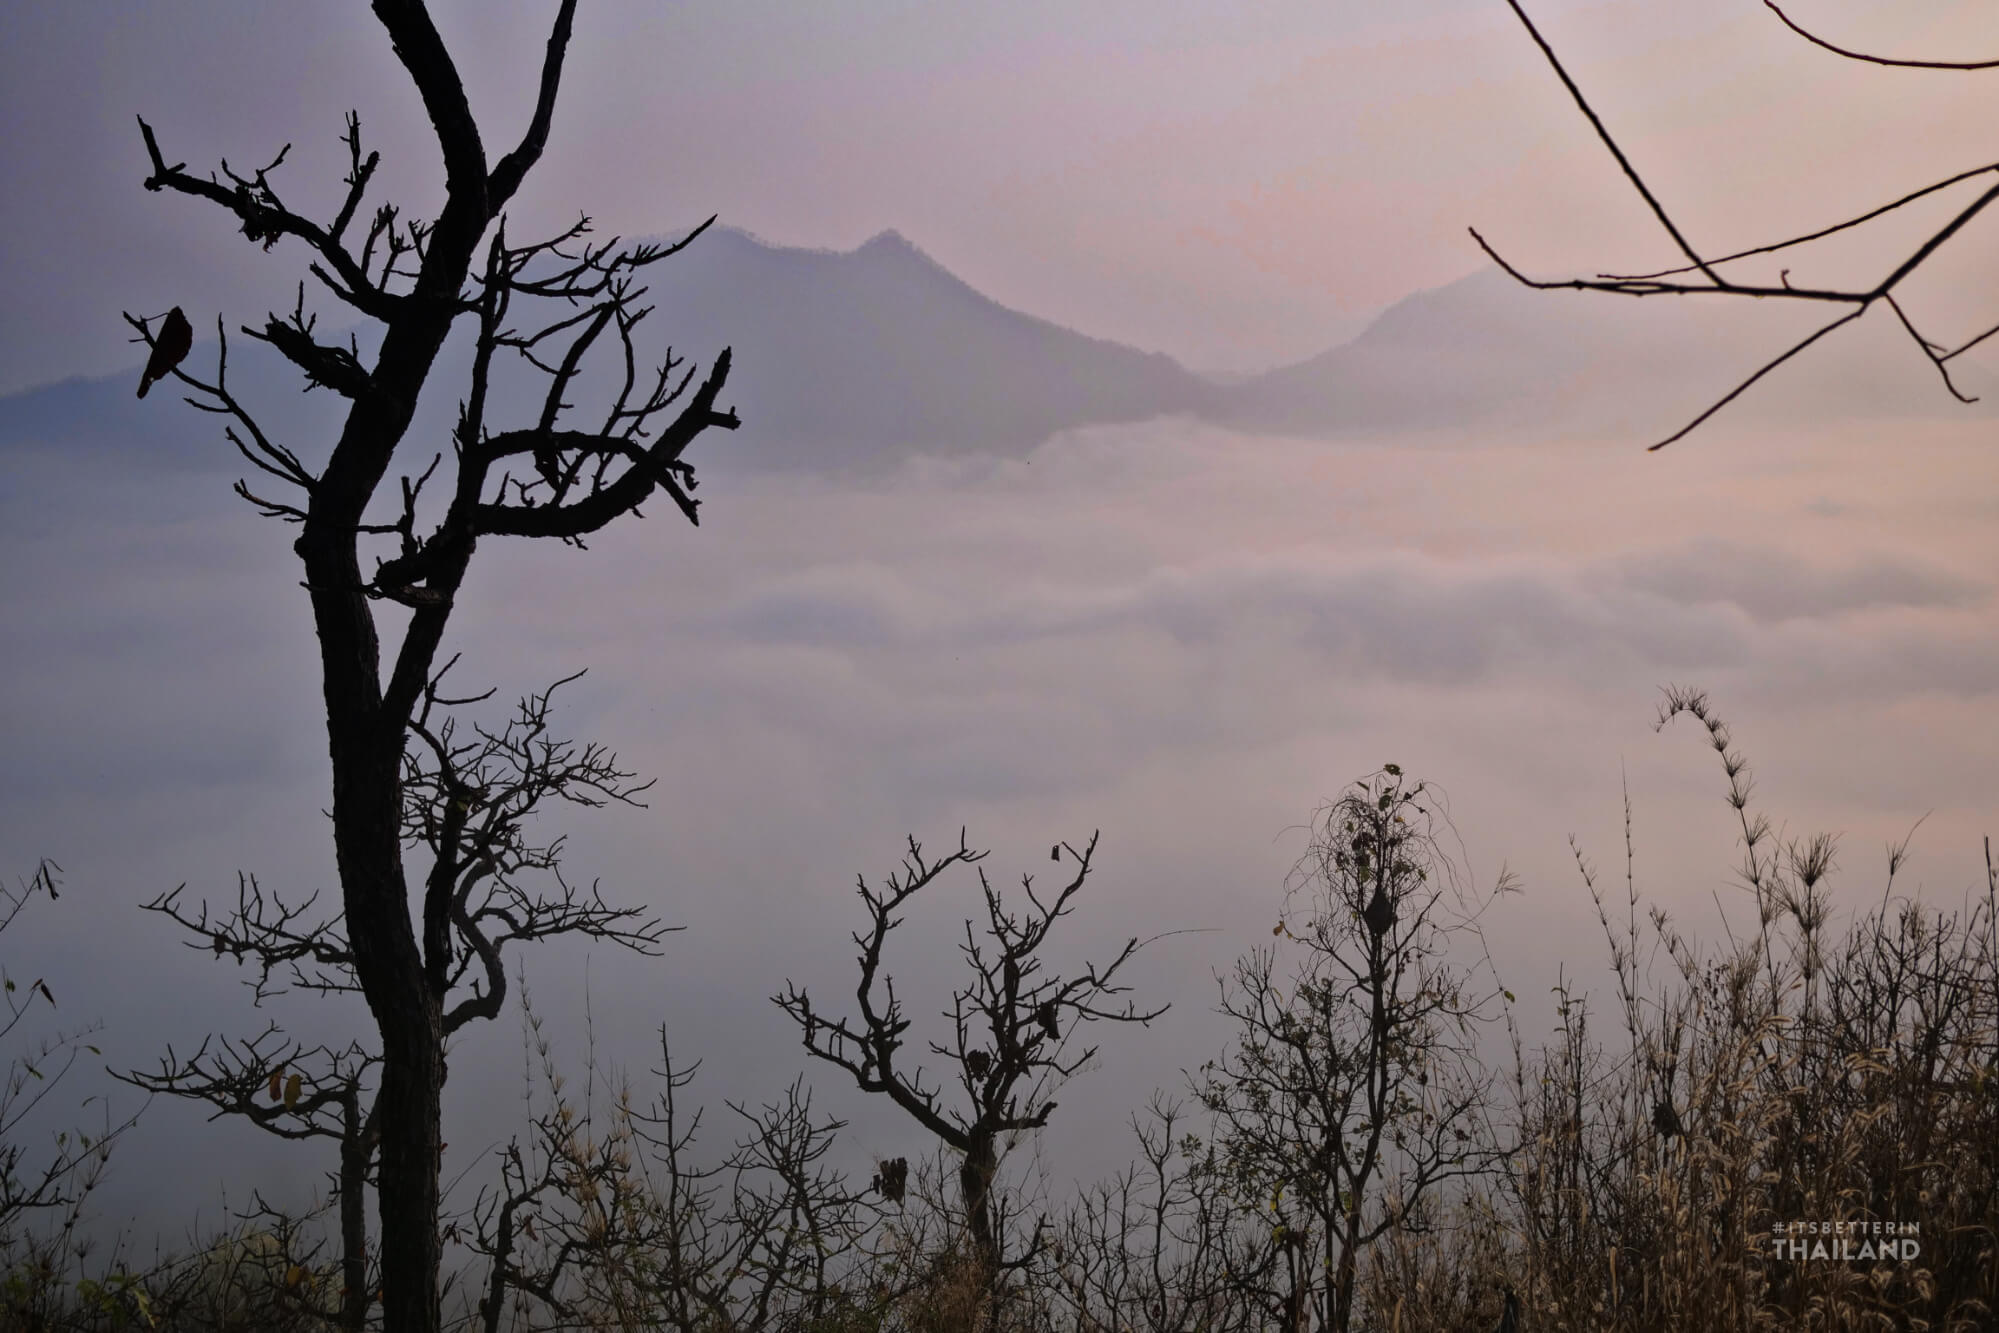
4,0,1998,1248
6,0,1997,390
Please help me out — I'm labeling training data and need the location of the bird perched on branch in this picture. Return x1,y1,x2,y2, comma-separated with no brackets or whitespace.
137,306,192,398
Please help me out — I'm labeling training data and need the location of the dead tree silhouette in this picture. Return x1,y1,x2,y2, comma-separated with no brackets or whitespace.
123,5,737,1328
775,831,1165,1311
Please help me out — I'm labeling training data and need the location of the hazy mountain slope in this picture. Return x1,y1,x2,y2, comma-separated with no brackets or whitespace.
7,235,1990,480
640,227,1215,468
1216,267,1997,438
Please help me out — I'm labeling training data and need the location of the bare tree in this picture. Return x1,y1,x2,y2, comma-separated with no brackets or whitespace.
773,831,1166,1315
125,5,737,1328
1478,0,1999,449
124,674,673,1329
1049,1093,1260,1333
1191,768,1513,1333
465,1002,879,1333
122,1018,382,1330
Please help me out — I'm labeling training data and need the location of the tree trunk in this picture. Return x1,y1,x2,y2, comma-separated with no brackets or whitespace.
958,1131,1000,1293
374,1005,446,1333
338,1095,379,1332
303,452,449,1332
307,615,449,1333
1332,1210,1361,1333
300,221,477,1327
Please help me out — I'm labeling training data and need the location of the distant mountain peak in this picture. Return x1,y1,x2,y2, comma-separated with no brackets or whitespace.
852,229,954,281
857,228,917,254
703,224,943,277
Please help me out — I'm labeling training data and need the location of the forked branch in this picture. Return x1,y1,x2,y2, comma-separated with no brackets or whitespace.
1481,0,1999,448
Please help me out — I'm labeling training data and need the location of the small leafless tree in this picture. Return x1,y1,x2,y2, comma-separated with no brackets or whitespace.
1191,769,1514,1333
1049,1093,1260,1333
125,5,737,1327
463,989,879,1333
774,831,1167,1317
122,1018,381,1331
1479,0,1999,449
124,674,674,1330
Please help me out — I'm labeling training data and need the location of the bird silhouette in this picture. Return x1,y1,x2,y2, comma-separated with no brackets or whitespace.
1652,1099,1682,1139
1493,1286,1521,1333
1036,1000,1060,1041
137,306,192,398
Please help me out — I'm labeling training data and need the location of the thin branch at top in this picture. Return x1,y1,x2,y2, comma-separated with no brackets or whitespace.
369,0,488,194
1501,0,1722,286
1765,1,1999,71
1477,3,1999,448
488,0,581,204
1598,161,1999,283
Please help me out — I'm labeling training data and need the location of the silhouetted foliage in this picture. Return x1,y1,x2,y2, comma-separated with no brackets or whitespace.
1190,769,1515,1333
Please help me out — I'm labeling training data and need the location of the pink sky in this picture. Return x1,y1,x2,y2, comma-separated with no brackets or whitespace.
7,1,1995,387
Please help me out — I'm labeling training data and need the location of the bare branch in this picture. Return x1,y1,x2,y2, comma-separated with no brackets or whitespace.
144,875,358,1005
120,1023,376,1144
137,116,399,320
1764,1,1999,71
488,0,581,205
1467,227,1861,304
1598,161,1999,283
245,285,372,399
1500,0,1723,285
1479,7,1999,446
1646,305,1870,451
367,1,488,195
1884,292,1980,404
329,110,382,244
473,351,737,537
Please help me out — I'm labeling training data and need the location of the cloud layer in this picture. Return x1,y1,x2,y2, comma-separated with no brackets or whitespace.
7,394,1993,1229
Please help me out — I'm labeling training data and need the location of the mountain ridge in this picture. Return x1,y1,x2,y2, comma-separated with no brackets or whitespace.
7,227,1990,474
